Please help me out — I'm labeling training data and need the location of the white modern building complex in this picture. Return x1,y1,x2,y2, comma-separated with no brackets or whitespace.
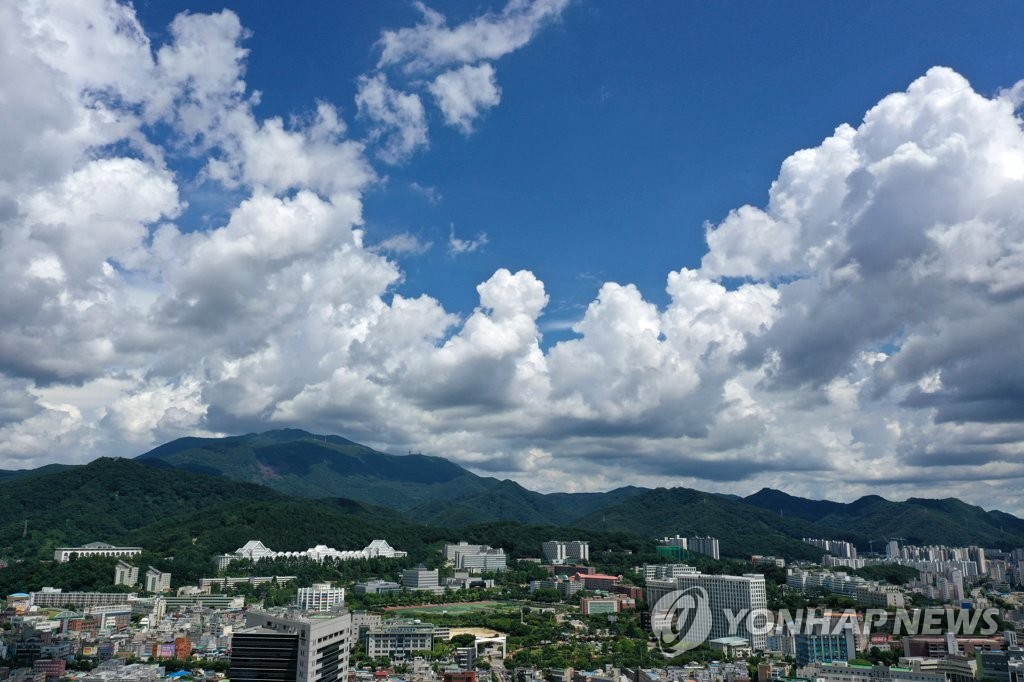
216,539,407,569
53,542,142,563
443,542,507,573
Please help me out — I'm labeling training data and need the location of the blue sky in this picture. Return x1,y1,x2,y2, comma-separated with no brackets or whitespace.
3,0,1024,512
136,1,1024,330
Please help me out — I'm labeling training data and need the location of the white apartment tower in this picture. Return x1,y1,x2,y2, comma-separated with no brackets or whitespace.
114,560,139,587
296,583,346,612
647,572,768,650
144,567,171,593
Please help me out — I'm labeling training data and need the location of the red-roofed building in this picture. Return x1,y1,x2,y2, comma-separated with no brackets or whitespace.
578,573,621,590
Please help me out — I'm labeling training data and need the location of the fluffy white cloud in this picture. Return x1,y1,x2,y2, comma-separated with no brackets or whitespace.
448,225,490,254
4,1,1024,516
355,73,429,164
429,63,502,133
378,0,569,73
357,0,567,161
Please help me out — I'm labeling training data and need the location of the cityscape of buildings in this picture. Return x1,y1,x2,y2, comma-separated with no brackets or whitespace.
5,531,1024,682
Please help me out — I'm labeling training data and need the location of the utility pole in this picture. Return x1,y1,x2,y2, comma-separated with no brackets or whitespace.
23,519,27,538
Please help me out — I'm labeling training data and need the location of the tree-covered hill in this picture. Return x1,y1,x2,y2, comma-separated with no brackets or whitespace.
743,488,1024,548
0,457,408,561
134,429,648,526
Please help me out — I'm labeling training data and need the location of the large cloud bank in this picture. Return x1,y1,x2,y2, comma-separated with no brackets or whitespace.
2,1,1023,511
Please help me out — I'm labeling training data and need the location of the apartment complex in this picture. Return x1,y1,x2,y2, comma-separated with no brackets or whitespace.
30,589,136,609
688,536,721,560
656,535,720,560
542,540,590,564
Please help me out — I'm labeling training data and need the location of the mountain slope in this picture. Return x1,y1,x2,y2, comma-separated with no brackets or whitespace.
0,462,73,484
743,488,1024,548
0,457,411,561
573,487,830,560
137,429,647,525
743,487,849,522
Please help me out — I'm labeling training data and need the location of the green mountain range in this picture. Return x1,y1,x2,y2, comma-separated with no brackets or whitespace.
1,429,1022,567
743,487,1024,548
135,429,644,527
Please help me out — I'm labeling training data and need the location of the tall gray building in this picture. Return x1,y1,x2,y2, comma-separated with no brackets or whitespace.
231,610,352,682
401,566,440,592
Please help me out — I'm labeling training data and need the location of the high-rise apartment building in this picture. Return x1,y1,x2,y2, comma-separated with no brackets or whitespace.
542,540,589,564
647,572,768,650
114,561,139,587
688,536,721,560
295,583,346,612
144,567,171,593
542,541,567,564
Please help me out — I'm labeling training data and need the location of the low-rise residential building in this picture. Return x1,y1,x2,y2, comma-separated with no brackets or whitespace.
30,589,136,610
798,662,944,682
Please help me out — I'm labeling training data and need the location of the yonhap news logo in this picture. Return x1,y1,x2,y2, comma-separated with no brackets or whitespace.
651,586,713,654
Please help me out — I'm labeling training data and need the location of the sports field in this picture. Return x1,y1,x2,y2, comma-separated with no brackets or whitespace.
385,600,511,615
